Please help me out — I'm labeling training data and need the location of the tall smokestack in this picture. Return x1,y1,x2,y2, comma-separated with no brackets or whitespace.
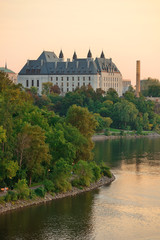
136,60,140,97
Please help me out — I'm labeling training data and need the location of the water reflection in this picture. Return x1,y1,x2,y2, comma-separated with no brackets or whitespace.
0,190,99,240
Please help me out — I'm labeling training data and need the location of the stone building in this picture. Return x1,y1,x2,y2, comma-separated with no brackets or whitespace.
18,50,122,96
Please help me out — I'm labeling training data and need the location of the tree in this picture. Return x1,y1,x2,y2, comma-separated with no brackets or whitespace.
50,84,61,95
106,88,119,103
17,124,51,186
42,82,53,95
94,113,112,131
113,100,138,129
66,105,98,138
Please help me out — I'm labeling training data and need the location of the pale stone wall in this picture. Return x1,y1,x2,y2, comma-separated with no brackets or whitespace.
18,72,122,96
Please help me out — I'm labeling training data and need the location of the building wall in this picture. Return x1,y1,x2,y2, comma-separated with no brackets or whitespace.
18,72,122,96
100,72,122,96
18,74,100,94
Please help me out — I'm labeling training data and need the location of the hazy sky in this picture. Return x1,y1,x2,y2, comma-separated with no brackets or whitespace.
1,0,160,85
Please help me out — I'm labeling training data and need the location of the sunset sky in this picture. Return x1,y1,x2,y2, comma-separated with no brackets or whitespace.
1,0,160,85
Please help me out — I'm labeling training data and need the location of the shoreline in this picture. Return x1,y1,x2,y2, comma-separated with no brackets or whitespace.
92,132,160,141
0,175,115,215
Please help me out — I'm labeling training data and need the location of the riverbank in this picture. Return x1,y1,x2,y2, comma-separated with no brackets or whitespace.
92,132,160,141
0,174,115,215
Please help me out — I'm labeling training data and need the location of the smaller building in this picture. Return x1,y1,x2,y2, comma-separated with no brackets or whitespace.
0,64,17,84
122,79,131,94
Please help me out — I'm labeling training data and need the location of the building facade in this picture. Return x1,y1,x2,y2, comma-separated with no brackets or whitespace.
18,50,122,96
122,79,131,94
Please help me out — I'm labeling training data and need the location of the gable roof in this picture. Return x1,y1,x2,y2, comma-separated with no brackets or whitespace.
37,51,59,62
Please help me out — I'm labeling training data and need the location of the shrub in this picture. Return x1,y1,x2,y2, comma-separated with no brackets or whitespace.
15,179,30,199
43,179,55,193
100,165,112,178
35,187,46,197
89,162,101,182
104,128,110,136
29,190,37,199
4,192,12,202
0,196,5,204
54,179,72,193
73,160,93,187
120,130,124,136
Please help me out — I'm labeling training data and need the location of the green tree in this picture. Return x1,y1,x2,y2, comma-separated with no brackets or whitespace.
42,82,53,95
17,124,51,186
66,105,98,138
113,100,138,129
106,88,119,103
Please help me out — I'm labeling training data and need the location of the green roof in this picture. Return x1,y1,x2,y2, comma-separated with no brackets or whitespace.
0,67,15,74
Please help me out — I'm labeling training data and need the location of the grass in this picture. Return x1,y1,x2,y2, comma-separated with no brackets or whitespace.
30,181,43,188
109,128,121,133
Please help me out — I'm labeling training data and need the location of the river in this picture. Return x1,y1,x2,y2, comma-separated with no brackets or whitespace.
0,137,160,240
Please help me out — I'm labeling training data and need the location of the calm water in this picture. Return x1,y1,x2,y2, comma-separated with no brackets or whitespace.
0,137,160,240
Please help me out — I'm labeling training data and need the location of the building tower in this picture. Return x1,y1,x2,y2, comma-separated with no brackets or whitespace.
136,60,140,97
59,50,64,62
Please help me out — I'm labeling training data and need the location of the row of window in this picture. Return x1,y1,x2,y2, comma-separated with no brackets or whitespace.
104,83,118,87
51,76,91,81
26,80,90,89
26,79,39,87
103,77,119,81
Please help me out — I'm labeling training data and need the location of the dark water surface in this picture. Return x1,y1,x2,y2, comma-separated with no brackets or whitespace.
0,137,160,240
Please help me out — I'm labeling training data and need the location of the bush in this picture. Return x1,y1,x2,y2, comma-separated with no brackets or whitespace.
89,162,101,181
4,190,18,202
43,179,55,193
4,192,12,202
120,130,125,136
29,190,37,199
54,179,72,193
73,160,93,187
15,179,30,199
35,187,46,197
0,196,5,204
100,165,112,178
104,128,110,136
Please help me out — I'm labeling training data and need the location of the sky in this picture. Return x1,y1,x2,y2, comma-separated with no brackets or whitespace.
0,0,160,85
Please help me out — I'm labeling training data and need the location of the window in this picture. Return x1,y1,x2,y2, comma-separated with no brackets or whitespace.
32,80,34,86
72,83,74,87
67,77,69,81
67,88,69,92
67,82,69,87
78,77,80,81
37,80,39,87
72,77,74,81
89,76,91,81
61,82,63,86
61,77,63,81
72,88,74,91
61,88,63,92
56,77,58,81
83,83,85,86
78,82,80,87
83,77,85,81
26,80,29,87
51,77,53,81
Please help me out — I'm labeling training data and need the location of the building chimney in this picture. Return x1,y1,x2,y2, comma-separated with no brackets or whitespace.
136,60,140,97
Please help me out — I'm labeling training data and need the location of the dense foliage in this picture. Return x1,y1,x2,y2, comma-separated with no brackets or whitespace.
0,72,107,197
0,72,159,202
32,84,159,131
